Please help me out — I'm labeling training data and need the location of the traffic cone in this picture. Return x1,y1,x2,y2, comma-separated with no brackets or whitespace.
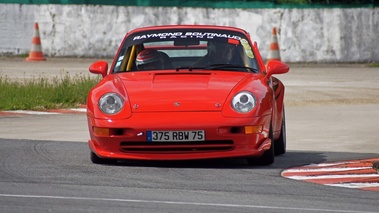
26,22,46,61
267,27,281,62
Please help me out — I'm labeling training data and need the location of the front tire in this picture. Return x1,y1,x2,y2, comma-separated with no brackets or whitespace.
90,152,117,164
275,108,286,155
247,125,275,166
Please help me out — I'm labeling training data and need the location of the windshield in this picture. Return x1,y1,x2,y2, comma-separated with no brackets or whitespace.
113,29,259,73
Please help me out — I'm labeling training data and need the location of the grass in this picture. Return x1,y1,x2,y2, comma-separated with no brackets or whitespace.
0,74,100,110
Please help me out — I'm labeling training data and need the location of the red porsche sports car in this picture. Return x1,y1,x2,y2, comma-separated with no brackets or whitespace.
87,25,289,165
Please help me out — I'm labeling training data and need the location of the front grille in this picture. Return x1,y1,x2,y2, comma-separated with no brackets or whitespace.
120,140,234,153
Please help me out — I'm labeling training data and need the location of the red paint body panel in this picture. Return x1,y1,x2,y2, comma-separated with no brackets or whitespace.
87,25,289,163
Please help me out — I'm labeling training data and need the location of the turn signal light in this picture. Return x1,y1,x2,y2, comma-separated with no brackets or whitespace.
93,127,110,136
244,125,262,134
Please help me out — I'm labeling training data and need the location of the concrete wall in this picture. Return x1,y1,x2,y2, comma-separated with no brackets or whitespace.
0,4,378,63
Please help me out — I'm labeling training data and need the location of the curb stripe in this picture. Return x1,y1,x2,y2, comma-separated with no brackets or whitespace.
326,182,379,188
284,167,373,173
282,158,379,191
1,108,86,116
283,168,377,177
287,174,379,180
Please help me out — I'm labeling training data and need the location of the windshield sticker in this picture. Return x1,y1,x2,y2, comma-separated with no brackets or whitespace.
228,38,239,45
133,32,242,41
241,39,254,58
114,55,124,69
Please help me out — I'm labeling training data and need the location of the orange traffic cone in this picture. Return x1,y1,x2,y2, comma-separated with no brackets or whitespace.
26,22,46,61
267,27,281,62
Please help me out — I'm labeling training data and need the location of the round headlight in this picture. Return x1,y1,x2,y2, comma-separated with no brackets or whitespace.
98,93,124,114
231,91,256,113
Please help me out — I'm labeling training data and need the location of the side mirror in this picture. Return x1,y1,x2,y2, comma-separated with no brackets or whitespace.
89,61,108,78
266,60,289,78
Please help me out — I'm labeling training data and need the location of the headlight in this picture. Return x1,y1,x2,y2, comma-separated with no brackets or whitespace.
231,91,256,113
98,93,124,114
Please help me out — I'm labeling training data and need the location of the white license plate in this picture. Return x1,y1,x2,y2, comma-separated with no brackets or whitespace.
147,130,205,142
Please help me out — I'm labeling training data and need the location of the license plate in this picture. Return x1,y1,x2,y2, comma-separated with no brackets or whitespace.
147,130,205,142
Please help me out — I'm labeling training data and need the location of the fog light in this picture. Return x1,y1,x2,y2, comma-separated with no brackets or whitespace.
244,125,262,134
93,127,110,136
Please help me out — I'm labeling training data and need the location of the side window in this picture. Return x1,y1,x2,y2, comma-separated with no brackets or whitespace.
113,45,144,72
113,47,128,72
240,39,259,71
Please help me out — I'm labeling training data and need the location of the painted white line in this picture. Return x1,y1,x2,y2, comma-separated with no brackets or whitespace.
287,174,379,180
308,162,358,167
2,108,86,115
283,167,372,173
3,110,61,115
69,108,86,112
0,194,376,213
326,182,379,189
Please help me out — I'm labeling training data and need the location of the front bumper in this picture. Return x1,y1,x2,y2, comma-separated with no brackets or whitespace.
87,112,272,161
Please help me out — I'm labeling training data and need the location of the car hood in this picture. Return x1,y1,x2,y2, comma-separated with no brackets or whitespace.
117,71,252,112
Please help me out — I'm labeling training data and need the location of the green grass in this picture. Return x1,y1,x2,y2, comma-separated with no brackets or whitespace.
0,74,100,110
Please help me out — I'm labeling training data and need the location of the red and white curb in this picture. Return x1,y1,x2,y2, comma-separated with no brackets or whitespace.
282,158,379,191
0,108,86,116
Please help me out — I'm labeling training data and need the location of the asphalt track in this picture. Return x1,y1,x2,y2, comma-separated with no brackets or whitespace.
0,57,379,212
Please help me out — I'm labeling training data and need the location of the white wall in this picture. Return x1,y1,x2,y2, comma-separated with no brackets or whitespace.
0,4,378,62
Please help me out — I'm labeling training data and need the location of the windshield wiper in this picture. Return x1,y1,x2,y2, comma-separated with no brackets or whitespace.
175,66,207,71
206,64,259,72
175,64,259,72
